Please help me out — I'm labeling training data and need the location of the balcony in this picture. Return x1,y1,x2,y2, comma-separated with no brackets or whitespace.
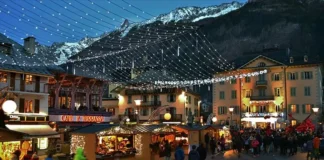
9,81,47,94
250,95,275,101
118,114,137,122
48,108,112,116
159,114,182,122
141,101,161,107
255,80,267,87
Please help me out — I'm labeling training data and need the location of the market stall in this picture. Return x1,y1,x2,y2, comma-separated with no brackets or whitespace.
70,124,138,160
0,128,28,160
218,126,232,149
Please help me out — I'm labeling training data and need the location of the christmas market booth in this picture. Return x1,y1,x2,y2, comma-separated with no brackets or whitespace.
0,128,28,160
70,124,139,160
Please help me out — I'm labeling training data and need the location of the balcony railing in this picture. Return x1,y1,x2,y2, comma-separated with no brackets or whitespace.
141,101,161,107
8,81,47,93
159,114,182,122
256,80,267,86
250,95,275,101
49,108,112,116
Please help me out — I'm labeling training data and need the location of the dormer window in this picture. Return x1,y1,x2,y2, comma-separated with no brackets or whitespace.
290,57,294,63
304,55,308,62
25,75,33,84
0,43,12,55
258,62,266,67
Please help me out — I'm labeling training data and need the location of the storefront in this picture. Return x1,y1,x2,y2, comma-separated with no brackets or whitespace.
0,128,26,160
70,124,138,160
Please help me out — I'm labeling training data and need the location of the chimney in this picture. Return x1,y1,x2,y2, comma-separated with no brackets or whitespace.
24,36,36,55
304,55,308,62
290,57,294,64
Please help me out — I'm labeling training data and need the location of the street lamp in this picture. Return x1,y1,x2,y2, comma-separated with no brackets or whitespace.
180,91,186,123
212,116,217,124
134,99,142,124
2,100,17,114
312,107,319,115
229,107,234,126
164,113,171,121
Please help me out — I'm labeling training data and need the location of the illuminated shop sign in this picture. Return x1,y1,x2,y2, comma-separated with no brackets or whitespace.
49,115,111,122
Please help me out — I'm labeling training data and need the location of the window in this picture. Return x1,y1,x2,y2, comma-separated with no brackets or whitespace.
258,74,265,81
140,108,149,116
24,100,33,113
218,106,227,115
274,88,281,96
258,62,266,67
0,72,7,83
303,104,313,114
290,87,296,97
231,90,237,99
259,106,266,113
289,104,298,113
108,108,115,116
219,81,225,85
233,106,239,114
127,95,132,104
246,106,251,112
167,94,176,102
273,73,280,81
258,89,266,96
194,98,199,106
230,79,237,84
25,75,33,84
245,77,251,83
245,90,251,98
194,109,199,117
186,96,191,104
141,95,148,102
302,71,313,80
304,86,311,96
219,91,225,100
288,72,298,80
275,105,281,112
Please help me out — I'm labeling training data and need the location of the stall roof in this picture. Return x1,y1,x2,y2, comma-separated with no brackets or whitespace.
72,124,117,134
133,125,164,133
5,124,59,137
0,128,27,142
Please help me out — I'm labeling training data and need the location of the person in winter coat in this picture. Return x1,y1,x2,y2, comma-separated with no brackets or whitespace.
188,145,200,160
197,143,207,160
164,140,172,160
174,143,185,160
11,150,21,160
234,135,243,158
204,132,210,152
73,148,86,160
45,153,53,160
210,137,216,155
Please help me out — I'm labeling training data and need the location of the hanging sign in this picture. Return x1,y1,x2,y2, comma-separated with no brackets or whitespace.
49,115,110,122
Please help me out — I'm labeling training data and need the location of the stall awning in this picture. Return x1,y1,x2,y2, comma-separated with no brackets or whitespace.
6,124,59,138
0,128,26,142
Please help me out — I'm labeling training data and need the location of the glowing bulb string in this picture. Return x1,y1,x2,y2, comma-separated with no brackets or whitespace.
9,0,97,37
0,4,80,41
120,0,156,17
55,0,118,29
105,0,149,20
0,28,49,44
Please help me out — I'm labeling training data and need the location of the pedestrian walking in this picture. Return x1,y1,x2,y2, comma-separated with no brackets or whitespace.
174,143,185,160
197,143,207,160
204,132,210,152
188,145,200,160
164,140,172,160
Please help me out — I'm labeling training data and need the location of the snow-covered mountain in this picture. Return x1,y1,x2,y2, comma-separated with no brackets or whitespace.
37,1,244,65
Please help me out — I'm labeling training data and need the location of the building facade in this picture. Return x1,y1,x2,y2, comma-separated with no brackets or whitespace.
104,87,201,124
213,50,322,128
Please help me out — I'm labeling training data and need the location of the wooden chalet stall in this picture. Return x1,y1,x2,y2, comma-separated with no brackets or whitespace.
0,128,27,160
70,124,139,160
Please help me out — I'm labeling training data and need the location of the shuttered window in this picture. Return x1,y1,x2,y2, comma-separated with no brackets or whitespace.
34,99,40,113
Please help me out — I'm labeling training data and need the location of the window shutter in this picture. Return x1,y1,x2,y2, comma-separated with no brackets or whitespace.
173,95,176,102
280,87,284,96
296,104,299,113
271,73,274,81
310,72,313,79
301,72,305,79
288,104,291,113
218,107,221,115
287,72,291,80
224,107,228,114
140,108,144,116
279,72,283,80
302,104,306,114
167,95,170,102
19,98,24,113
296,72,299,80
34,99,40,113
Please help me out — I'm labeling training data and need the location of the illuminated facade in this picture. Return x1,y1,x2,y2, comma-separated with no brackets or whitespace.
213,49,322,128
104,87,201,124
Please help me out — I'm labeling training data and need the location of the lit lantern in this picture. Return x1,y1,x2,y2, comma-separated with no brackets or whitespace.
126,118,130,122
164,113,171,120
212,116,217,122
134,100,142,106
2,100,17,114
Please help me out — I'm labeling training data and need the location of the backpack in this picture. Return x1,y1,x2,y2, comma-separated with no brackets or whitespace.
188,150,200,160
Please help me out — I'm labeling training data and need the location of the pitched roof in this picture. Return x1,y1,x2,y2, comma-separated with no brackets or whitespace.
0,34,54,76
72,124,116,134
232,48,321,69
133,125,163,133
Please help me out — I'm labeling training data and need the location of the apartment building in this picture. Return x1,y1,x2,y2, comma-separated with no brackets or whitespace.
213,49,322,128
103,70,201,124
0,35,58,155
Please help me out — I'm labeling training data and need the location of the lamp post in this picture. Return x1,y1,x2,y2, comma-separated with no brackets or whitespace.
134,99,142,124
229,107,234,127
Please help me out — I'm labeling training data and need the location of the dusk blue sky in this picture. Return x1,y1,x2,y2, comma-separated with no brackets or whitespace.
0,0,246,45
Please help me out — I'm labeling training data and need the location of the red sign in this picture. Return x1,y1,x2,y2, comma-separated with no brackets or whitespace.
61,115,104,122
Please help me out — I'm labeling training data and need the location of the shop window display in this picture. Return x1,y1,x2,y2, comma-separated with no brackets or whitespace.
97,135,134,155
0,141,32,160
